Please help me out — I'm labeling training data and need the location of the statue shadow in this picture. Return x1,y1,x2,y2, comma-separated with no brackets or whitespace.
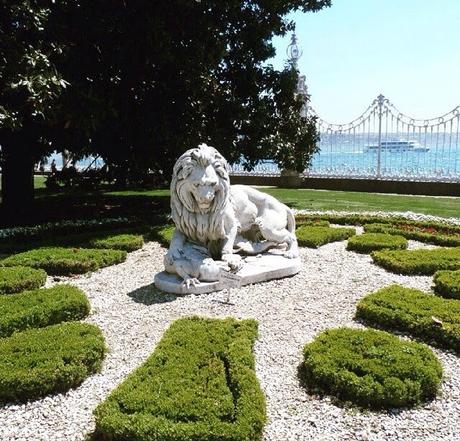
128,282,179,305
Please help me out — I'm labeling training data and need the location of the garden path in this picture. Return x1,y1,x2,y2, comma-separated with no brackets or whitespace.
0,234,459,441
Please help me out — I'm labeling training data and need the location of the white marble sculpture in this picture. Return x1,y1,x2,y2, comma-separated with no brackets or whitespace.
155,143,300,293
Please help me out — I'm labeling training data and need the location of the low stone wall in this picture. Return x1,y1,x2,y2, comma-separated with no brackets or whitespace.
230,175,460,197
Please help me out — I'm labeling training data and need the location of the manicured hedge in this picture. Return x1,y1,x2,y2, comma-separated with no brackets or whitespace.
0,285,90,337
89,234,144,252
150,224,175,247
433,270,460,300
371,247,460,275
295,214,460,235
297,226,356,248
347,233,408,254
301,327,443,409
0,266,47,295
0,322,106,403
364,223,460,247
356,284,460,351
94,317,266,441
0,247,127,276
296,219,330,227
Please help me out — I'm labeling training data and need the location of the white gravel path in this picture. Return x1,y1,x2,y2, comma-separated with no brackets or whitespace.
1,232,459,441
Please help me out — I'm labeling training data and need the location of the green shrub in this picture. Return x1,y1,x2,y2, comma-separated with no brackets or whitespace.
364,223,460,247
89,234,144,252
296,218,330,227
433,270,460,300
356,284,460,351
301,327,443,409
150,224,175,247
0,285,90,337
0,322,106,403
347,233,408,254
371,247,460,275
0,266,47,295
297,226,356,248
0,247,127,276
296,214,460,234
94,317,266,441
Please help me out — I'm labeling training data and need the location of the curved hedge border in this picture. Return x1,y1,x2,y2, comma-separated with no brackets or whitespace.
94,317,266,441
0,247,127,276
89,234,144,252
0,284,90,337
0,322,106,403
0,266,47,295
296,219,330,227
356,284,460,351
295,214,460,235
347,233,408,254
364,223,460,247
301,327,443,409
433,270,460,300
371,247,460,275
150,225,175,247
297,226,356,248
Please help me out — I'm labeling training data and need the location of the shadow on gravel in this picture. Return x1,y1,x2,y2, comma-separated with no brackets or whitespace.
128,282,178,305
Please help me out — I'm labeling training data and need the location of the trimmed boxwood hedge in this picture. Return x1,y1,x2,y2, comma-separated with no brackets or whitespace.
301,327,443,409
150,224,175,247
296,219,330,227
0,266,47,295
433,270,460,300
371,247,460,275
94,317,266,441
295,214,460,235
347,233,408,254
0,284,90,337
89,233,144,252
297,226,356,248
0,247,127,276
0,322,106,403
356,284,460,351
364,222,460,247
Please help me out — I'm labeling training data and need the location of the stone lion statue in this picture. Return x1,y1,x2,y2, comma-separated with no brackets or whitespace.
164,143,299,287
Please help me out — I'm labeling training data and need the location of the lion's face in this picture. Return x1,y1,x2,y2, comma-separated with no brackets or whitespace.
186,164,221,213
172,144,229,215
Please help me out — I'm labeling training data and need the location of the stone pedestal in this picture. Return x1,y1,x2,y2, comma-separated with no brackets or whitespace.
154,253,301,295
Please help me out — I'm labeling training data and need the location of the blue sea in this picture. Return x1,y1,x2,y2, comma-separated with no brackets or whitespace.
46,144,460,182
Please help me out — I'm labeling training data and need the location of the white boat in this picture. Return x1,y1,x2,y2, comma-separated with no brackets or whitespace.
364,140,429,153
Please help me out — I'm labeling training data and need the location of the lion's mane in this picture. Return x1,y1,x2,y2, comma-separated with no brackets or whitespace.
170,144,231,246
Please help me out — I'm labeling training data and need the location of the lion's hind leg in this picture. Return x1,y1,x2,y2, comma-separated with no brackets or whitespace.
234,237,277,255
254,217,299,258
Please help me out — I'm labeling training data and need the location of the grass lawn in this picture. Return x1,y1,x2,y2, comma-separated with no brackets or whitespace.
104,187,460,219
0,182,458,224
261,188,460,219
0,175,47,192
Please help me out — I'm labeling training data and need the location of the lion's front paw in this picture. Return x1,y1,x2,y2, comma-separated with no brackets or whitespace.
222,253,243,271
182,277,201,289
284,249,299,259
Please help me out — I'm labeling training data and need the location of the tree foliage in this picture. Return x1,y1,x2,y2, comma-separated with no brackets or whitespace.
0,0,331,212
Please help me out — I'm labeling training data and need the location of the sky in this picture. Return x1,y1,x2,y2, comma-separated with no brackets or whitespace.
269,0,460,123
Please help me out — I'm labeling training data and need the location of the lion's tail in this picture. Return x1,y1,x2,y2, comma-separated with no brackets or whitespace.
286,207,296,233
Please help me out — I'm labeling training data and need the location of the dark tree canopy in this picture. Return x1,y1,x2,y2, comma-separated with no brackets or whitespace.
0,0,331,217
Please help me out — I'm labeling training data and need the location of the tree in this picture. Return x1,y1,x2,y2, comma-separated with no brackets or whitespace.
0,0,331,218
0,1,69,217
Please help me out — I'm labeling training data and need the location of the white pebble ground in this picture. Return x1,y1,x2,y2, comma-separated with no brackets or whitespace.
0,230,459,441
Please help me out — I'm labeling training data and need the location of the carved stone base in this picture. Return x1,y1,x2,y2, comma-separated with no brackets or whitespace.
154,253,301,295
